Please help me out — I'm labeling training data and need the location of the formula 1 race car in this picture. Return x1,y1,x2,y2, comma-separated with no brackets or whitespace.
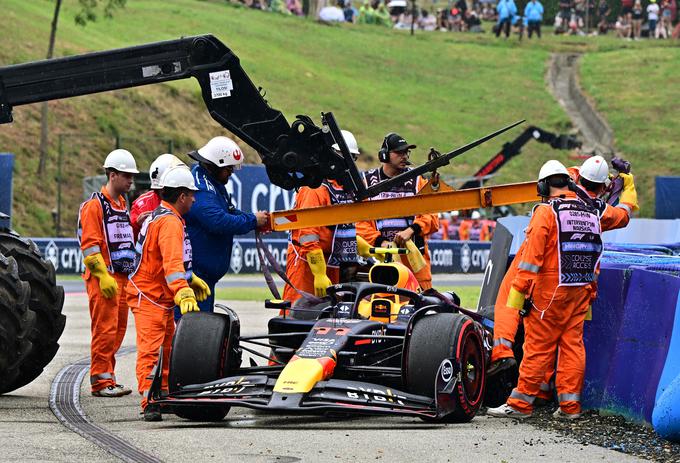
148,256,495,423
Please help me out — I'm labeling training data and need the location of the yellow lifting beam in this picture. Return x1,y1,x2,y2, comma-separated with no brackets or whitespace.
270,181,539,232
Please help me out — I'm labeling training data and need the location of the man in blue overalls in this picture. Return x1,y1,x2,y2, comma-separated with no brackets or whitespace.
184,136,269,314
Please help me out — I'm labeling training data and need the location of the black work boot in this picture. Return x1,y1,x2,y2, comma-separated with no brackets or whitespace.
143,404,162,422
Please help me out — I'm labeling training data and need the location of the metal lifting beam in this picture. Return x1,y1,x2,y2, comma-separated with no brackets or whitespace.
270,181,539,231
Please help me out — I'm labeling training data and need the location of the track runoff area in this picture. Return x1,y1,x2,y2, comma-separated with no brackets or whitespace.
41,294,644,463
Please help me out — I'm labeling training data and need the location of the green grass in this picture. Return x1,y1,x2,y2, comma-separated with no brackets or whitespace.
580,47,680,218
214,284,480,306
1,0,678,234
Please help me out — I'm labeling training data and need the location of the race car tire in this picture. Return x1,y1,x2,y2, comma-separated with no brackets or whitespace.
475,304,525,407
169,312,233,421
0,231,65,392
0,254,35,394
406,312,485,423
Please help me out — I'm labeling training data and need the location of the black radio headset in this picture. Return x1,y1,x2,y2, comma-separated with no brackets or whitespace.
378,132,397,163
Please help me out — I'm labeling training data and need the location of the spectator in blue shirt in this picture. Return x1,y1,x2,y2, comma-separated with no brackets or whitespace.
524,0,544,38
495,0,517,38
184,137,269,314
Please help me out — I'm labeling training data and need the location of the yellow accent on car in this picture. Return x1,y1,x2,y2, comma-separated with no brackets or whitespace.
273,358,324,393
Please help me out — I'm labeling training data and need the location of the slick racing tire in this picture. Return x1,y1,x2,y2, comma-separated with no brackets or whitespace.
476,305,523,408
0,254,35,394
406,313,485,423
0,231,65,392
169,312,234,421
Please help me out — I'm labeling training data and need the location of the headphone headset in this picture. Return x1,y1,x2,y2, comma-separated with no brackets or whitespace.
378,132,397,163
536,177,551,198
537,175,577,198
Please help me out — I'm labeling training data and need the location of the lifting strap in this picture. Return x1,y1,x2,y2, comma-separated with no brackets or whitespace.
254,232,322,305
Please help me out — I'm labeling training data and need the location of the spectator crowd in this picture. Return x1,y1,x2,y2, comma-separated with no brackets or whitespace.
233,0,680,40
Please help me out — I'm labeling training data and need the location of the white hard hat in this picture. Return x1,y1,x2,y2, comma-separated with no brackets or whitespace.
451,210,460,218
149,154,184,189
189,136,244,169
103,149,139,174
159,165,198,191
538,160,569,181
471,210,481,220
332,130,360,156
580,155,609,184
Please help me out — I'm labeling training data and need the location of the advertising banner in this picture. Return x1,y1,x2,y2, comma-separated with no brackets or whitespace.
30,237,490,276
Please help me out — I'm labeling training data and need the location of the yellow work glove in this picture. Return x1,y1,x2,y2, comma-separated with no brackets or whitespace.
83,253,118,299
506,287,526,311
357,236,372,258
585,304,593,321
174,287,199,315
189,274,211,302
618,173,639,212
307,249,333,297
404,240,426,273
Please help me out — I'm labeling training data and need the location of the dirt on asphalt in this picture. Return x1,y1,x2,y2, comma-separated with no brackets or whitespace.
528,407,680,462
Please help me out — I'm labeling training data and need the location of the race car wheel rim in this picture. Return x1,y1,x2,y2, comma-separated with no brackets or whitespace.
460,332,483,401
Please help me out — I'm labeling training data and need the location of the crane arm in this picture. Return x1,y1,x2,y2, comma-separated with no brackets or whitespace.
0,35,364,195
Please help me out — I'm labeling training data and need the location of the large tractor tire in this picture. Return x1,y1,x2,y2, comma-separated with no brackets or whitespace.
0,231,66,392
0,254,35,393
406,312,486,423
169,312,237,422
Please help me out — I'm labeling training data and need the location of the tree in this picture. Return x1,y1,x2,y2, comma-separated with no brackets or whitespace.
37,0,127,175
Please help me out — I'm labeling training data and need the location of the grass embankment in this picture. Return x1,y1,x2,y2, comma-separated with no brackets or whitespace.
215,285,480,306
1,0,677,235
580,47,680,218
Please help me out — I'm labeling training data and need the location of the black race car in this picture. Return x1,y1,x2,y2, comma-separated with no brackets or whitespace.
148,261,500,423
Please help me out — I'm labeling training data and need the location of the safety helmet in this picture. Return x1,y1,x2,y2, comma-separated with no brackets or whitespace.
538,160,569,181
332,130,360,157
102,149,139,174
451,210,460,218
149,154,184,189
580,155,609,184
189,136,244,169
159,165,198,191
471,210,481,220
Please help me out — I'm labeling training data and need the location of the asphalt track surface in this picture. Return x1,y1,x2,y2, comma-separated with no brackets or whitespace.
0,294,644,463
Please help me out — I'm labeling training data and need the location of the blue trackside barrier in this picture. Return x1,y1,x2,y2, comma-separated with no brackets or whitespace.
0,153,14,229
583,266,680,424
656,177,680,220
653,293,680,441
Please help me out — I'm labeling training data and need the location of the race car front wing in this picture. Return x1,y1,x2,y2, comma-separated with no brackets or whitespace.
148,350,462,419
